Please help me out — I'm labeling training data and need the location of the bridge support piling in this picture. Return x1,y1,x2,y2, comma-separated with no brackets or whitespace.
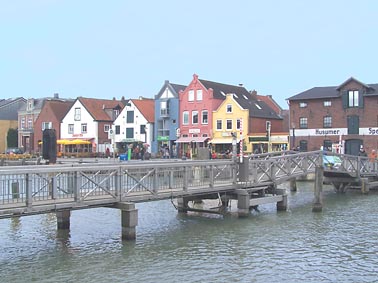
56,210,71,230
236,189,250,217
119,202,138,240
290,178,297,192
361,178,370,194
276,188,287,211
177,197,189,213
312,166,323,212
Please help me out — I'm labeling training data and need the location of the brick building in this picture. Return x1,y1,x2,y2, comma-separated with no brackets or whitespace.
287,77,378,155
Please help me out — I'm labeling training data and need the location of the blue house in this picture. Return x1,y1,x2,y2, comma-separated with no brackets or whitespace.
153,80,186,157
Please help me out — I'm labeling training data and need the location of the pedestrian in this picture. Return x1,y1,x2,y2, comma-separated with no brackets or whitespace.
369,149,377,171
359,146,368,171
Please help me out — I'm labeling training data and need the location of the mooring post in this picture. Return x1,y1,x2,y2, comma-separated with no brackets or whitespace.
290,178,297,192
118,202,138,240
56,210,71,230
177,197,189,213
312,165,323,212
236,189,250,217
276,188,288,211
361,178,369,194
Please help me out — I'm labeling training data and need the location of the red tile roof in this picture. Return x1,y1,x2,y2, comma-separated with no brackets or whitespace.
78,97,124,121
131,98,155,123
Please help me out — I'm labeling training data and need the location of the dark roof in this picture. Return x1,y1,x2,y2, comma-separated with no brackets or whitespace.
199,79,251,100
288,78,378,101
155,80,187,99
170,83,187,94
0,97,26,120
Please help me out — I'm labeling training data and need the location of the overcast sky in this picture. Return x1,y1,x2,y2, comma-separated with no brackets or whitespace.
1,0,377,108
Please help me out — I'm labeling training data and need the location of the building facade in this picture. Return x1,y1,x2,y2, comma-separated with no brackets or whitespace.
153,80,186,157
287,77,378,155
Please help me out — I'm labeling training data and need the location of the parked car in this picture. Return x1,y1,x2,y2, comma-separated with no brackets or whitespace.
5,148,24,154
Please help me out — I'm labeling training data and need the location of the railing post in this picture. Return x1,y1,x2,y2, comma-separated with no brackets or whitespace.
312,165,323,212
209,165,214,188
74,171,81,202
26,173,32,208
115,168,121,201
51,174,57,199
153,168,158,194
183,166,189,191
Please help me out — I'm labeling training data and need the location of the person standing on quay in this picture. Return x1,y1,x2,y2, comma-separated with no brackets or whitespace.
369,149,377,171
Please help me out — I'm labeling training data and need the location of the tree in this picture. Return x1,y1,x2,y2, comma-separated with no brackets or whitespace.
7,128,18,148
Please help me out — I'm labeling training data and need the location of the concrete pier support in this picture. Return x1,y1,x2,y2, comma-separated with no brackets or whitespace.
119,202,138,240
56,210,71,230
276,188,287,211
290,178,297,192
177,197,189,213
361,178,370,194
312,165,323,212
236,189,250,217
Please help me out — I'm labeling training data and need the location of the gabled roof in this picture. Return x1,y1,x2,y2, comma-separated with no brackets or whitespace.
288,77,378,101
155,80,187,99
45,100,74,122
131,98,155,123
257,95,284,115
198,79,251,100
237,95,282,119
78,97,124,121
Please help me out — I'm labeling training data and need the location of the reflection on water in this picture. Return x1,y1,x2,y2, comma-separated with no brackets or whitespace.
1,181,378,283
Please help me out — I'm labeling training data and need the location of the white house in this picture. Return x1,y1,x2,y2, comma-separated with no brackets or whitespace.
112,98,154,155
61,97,123,155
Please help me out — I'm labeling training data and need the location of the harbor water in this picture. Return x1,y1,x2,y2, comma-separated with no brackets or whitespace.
1,181,378,283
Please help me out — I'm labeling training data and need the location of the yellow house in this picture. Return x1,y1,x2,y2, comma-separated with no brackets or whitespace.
210,94,249,155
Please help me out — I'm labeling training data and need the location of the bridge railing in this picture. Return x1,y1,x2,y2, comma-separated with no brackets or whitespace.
0,160,236,212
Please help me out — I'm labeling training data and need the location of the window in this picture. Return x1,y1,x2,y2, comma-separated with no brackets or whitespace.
188,90,194,101
255,103,262,110
81,123,87,133
27,118,33,129
42,122,52,130
126,111,134,123
74,108,81,121
21,117,25,129
196,90,203,101
236,119,241,130
183,111,189,125
160,101,169,115
348,90,359,107
202,110,208,124
226,104,232,113
115,125,120,135
68,124,74,134
216,120,222,130
324,101,331,107
192,111,198,124
323,116,332,128
126,128,134,138
114,109,120,118
299,102,307,108
140,125,146,134
104,124,110,132
299,117,308,129
226,119,232,130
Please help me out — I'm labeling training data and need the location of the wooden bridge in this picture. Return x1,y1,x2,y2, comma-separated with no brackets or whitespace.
0,150,377,239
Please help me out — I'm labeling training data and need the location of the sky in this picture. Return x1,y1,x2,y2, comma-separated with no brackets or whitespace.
1,0,378,109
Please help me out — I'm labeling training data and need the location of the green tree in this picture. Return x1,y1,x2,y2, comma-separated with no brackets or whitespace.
7,128,18,148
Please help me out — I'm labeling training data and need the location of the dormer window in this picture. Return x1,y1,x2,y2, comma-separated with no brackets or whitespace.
226,104,232,113
348,90,359,107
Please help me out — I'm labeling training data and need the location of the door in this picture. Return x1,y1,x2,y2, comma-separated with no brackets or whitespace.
345,139,363,156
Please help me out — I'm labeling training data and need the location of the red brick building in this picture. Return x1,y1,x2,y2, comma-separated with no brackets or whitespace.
287,77,378,155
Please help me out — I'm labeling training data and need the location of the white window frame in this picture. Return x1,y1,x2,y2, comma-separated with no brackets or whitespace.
216,119,222,130
188,90,194,102
81,123,87,134
104,124,110,132
183,111,189,125
68,124,74,134
202,110,208,124
226,119,232,130
196,89,203,101
324,101,331,107
74,108,81,121
192,111,199,124
226,104,232,113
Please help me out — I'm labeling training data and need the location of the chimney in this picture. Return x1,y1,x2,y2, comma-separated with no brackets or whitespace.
54,93,59,99
238,83,243,87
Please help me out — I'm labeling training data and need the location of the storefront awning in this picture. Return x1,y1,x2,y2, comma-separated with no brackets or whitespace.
209,138,240,144
175,137,209,143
